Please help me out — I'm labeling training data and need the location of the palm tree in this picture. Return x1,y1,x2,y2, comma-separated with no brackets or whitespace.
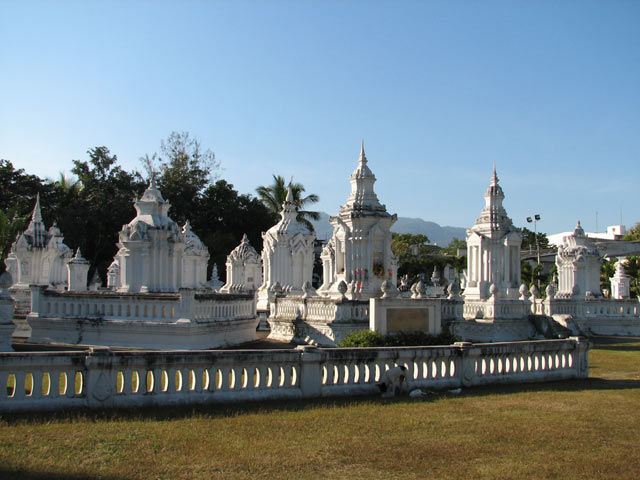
256,175,320,232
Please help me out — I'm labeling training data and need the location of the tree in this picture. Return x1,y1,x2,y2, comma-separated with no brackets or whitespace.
391,233,430,260
141,131,220,226
255,175,319,232
0,160,56,272
521,227,550,252
194,180,274,280
68,147,146,281
0,207,29,274
0,160,48,214
622,223,640,297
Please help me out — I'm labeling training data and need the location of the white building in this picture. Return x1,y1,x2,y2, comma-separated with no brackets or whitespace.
464,166,522,301
548,225,626,246
610,260,630,300
221,234,262,292
108,178,209,293
4,195,73,289
318,141,397,299
555,221,602,298
257,185,316,313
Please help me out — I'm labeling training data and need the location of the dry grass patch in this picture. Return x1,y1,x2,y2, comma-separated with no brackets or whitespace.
1,337,639,479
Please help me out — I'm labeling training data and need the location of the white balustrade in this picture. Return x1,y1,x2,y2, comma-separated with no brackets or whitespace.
0,338,590,412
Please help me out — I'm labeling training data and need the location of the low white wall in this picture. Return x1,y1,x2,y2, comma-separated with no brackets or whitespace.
0,338,590,412
26,286,258,349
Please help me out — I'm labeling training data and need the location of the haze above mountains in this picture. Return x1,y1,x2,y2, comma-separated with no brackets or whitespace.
311,212,467,246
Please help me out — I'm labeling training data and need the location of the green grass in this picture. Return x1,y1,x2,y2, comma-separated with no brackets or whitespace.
1,337,639,480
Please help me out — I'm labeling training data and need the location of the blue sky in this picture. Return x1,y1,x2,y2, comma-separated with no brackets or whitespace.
1,0,639,236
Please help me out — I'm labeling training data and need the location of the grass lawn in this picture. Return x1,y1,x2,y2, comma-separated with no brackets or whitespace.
1,337,639,480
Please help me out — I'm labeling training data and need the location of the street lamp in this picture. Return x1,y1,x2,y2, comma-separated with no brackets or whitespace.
526,214,541,289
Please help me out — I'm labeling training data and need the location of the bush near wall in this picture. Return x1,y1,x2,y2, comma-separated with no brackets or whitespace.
338,330,459,348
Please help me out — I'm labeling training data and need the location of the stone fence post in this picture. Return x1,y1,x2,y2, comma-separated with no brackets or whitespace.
84,348,117,409
571,336,590,379
296,345,325,398
455,341,480,388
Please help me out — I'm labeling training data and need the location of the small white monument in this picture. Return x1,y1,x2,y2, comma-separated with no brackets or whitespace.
318,141,397,299
610,260,630,300
181,220,210,288
109,178,209,293
257,185,315,313
66,248,89,292
4,194,73,289
556,221,602,298
221,234,262,293
464,165,522,302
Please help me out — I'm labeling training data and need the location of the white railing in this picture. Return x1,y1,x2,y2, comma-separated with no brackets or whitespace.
30,287,255,323
270,297,369,323
542,297,639,318
0,338,590,412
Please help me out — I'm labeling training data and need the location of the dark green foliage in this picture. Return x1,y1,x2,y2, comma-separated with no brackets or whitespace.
391,233,465,284
521,227,550,252
338,329,459,348
194,180,275,280
256,174,320,232
622,223,640,298
142,131,220,227
68,147,146,281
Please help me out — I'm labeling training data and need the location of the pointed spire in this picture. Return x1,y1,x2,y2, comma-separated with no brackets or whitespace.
241,233,249,243
491,161,499,186
32,193,43,223
285,183,294,204
359,139,367,164
150,174,157,190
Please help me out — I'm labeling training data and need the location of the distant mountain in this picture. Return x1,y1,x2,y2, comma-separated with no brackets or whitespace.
392,217,467,246
311,212,466,246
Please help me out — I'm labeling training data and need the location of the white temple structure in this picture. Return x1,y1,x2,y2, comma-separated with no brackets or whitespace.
107,179,209,293
181,221,210,288
318,141,397,299
610,260,631,300
256,185,315,313
4,195,73,289
556,221,602,298
66,248,90,292
26,180,258,350
464,166,522,303
221,234,262,293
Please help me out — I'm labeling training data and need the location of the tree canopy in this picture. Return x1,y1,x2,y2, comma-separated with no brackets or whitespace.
0,136,273,283
256,175,319,232
520,227,550,252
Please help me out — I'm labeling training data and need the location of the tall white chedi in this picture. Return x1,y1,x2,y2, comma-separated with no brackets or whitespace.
318,141,397,299
4,194,73,289
221,234,262,292
256,185,315,311
108,178,209,293
556,221,602,297
465,166,522,300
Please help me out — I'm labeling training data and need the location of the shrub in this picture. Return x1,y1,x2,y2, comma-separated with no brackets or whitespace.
337,330,459,348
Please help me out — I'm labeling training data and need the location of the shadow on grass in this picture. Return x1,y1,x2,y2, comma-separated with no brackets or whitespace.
0,468,122,480
2,376,639,426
